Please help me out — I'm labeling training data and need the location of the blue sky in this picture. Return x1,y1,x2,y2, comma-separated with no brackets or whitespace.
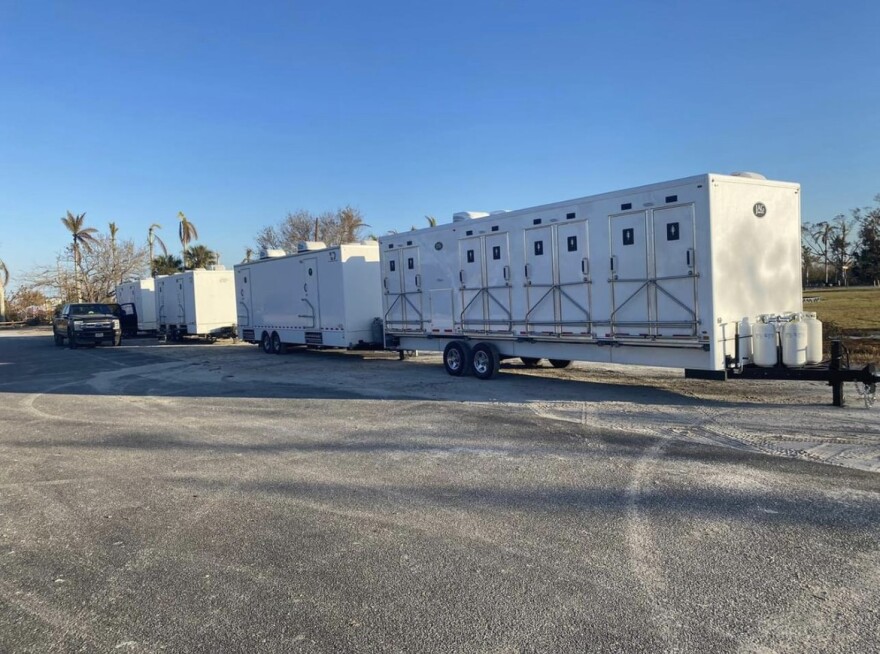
1,1,878,289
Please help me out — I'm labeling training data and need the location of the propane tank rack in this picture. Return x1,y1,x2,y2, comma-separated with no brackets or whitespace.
713,340,878,408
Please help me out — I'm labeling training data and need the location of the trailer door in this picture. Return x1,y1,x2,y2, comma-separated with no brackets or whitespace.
555,221,592,336
609,212,650,336
524,226,556,335
383,249,405,330
459,236,485,332
484,232,512,333
236,267,252,327
652,205,698,337
401,246,422,331
300,257,320,329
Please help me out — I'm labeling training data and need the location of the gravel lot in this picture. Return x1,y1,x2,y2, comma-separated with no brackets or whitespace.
1,328,878,653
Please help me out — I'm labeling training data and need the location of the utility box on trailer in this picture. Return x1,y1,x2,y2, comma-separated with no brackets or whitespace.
234,242,383,353
155,269,236,340
380,173,803,376
115,279,157,333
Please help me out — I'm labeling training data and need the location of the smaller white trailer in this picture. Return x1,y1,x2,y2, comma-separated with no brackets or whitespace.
155,269,237,341
115,279,157,334
235,242,383,353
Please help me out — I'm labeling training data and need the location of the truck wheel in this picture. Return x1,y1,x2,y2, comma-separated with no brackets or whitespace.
472,343,500,380
271,332,284,354
520,357,541,368
261,332,272,354
54,333,64,346
68,330,78,349
114,333,122,346
549,359,572,369
443,341,472,377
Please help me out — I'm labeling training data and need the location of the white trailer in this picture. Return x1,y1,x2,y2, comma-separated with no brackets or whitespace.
155,269,237,341
380,172,805,379
115,279,157,334
234,242,383,354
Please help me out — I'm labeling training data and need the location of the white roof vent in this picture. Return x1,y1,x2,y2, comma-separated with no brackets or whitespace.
259,248,286,259
207,264,226,271
297,241,327,253
730,171,767,180
452,211,490,223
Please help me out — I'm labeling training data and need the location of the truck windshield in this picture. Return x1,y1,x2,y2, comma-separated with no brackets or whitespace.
70,304,113,315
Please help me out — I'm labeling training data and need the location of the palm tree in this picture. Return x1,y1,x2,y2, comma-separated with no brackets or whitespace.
0,258,8,322
152,254,184,276
425,215,438,227
337,206,368,243
148,223,168,277
185,244,218,269
178,212,199,269
61,211,98,301
108,222,119,287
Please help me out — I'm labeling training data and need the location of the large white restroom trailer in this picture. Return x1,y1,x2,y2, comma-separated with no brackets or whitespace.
115,279,157,333
380,173,804,378
155,269,237,340
235,242,383,353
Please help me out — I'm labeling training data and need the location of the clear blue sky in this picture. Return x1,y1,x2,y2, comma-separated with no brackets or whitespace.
1,1,878,289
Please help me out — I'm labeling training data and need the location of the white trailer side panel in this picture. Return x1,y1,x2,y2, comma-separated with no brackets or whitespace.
380,173,802,372
116,279,157,331
234,243,382,349
183,270,237,335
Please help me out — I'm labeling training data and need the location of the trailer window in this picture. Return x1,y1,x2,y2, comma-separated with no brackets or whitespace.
492,246,501,260
407,258,414,270
567,236,577,252
389,260,396,272
534,241,544,256
467,250,475,263
622,228,634,246
666,222,680,241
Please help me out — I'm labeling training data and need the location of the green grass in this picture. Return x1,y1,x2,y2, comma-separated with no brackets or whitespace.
804,287,880,363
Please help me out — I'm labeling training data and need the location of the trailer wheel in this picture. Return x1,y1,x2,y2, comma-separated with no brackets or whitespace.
271,332,284,355
549,359,572,369
261,331,272,354
443,341,472,377
520,357,541,368
472,343,500,380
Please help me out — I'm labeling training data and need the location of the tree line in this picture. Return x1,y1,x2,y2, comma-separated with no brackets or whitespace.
802,195,880,286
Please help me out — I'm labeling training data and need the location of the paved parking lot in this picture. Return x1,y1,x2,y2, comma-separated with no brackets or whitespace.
1,329,878,653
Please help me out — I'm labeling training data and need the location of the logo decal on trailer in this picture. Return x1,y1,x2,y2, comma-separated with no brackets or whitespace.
753,202,767,217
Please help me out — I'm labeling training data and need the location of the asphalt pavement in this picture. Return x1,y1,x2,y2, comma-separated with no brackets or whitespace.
0,330,878,653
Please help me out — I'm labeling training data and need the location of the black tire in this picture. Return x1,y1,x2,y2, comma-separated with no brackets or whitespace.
261,331,273,354
114,333,122,346
54,332,64,346
472,343,500,380
68,330,77,349
271,332,283,354
520,357,541,368
443,341,472,377
549,359,572,369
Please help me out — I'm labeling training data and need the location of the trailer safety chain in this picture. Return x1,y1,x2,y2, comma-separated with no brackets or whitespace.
854,382,877,409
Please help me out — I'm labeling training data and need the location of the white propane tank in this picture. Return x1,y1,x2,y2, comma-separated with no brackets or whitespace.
804,312,823,364
752,319,779,367
738,317,753,366
782,317,808,367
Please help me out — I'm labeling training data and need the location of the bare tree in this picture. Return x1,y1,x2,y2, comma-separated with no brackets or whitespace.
25,234,148,303
0,258,8,321
254,207,369,253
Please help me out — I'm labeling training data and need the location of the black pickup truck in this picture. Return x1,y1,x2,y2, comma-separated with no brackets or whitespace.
53,303,122,348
